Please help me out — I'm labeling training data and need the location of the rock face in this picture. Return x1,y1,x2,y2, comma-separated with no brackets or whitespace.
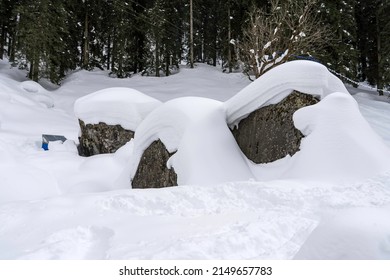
132,140,177,188
78,120,134,156
231,91,319,164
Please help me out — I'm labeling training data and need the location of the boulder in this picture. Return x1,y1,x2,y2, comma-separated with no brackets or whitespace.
132,139,177,188
78,120,134,156
231,91,319,163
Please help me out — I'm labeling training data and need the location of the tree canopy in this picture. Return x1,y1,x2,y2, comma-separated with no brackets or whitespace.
0,0,388,94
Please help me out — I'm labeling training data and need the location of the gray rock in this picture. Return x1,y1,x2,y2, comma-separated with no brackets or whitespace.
231,91,319,163
78,120,134,156
132,139,177,188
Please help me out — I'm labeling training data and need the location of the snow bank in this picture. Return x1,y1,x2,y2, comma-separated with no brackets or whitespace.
74,87,161,131
281,92,390,182
294,207,390,259
225,60,348,126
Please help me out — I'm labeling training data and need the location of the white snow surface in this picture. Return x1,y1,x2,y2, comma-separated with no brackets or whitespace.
1,59,390,260
294,207,390,259
74,87,161,131
281,92,390,182
225,60,348,126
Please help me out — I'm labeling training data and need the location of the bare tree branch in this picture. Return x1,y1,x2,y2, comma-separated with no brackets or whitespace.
240,0,330,79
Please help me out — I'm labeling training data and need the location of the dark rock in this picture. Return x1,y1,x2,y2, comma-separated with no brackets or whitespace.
132,139,177,188
78,120,134,156
231,91,319,164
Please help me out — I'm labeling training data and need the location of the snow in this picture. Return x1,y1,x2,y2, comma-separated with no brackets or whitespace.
169,103,254,185
128,97,253,185
225,60,348,126
1,58,390,260
281,92,390,183
263,41,272,50
294,207,390,259
74,87,161,131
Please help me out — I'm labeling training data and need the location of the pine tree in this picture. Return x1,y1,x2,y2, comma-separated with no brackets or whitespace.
147,0,184,76
356,0,390,94
317,0,359,80
16,0,70,83
0,0,5,59
0,0,19,60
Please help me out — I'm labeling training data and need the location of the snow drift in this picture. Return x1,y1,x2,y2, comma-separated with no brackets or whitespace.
1,59,390,260
282,92,390,182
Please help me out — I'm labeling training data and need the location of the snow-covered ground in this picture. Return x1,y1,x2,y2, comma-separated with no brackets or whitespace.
1,59,390,260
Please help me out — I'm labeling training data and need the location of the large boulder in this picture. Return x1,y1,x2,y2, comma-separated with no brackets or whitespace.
231,91,319,163
78,120,134,156
74,87,161,157
131,139,177,188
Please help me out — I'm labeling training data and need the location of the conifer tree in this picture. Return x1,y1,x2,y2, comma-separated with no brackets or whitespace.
317,0,359,80
16,0,70,83
356,0,390,94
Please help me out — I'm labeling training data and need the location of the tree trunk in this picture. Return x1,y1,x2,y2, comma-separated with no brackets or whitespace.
9,18,16,62
0,22,5,59
228,6,232,73
111,28,116,71
82,11,89,69
155,39,160,77
376,9,383,96
165,52,170,76
190,0,194,68
107,34,111,70
29,54,39,82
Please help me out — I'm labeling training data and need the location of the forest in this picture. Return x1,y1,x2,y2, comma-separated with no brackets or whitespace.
0,0,389,94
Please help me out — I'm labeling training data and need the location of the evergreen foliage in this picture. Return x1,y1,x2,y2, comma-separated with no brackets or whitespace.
0,0,388,92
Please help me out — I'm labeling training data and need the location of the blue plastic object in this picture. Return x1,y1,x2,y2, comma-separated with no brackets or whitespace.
42,142,49,151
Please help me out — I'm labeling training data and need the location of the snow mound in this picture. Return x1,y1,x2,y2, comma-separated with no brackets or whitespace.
74,87,161,131
129,97,252,185
170,105,254,185
0,77,54,108
280,92,390,182
20,81,54,108
294,207,390,259
225,60,348,126
0,76,36,106
20,80,46,94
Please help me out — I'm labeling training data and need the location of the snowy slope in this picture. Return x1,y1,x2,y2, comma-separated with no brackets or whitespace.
1,59,390,259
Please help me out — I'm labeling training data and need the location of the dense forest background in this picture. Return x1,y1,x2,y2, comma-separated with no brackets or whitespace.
0,0,389,94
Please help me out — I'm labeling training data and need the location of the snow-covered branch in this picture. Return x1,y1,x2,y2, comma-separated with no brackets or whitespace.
240,0,328,79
